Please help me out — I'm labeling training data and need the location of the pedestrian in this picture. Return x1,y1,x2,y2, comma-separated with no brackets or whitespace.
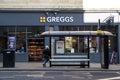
20,46,25,53
110,50,117,64
42,45,51,67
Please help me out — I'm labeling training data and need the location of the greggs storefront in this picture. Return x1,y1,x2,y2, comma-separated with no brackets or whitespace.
0,9,118,63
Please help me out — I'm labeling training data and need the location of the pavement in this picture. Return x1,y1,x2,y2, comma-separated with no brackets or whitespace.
0,62,120,71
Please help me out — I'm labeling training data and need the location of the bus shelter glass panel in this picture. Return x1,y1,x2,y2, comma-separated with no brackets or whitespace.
57,36,97,54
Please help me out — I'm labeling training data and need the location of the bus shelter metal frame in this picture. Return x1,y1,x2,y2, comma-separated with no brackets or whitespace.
41,31,113,69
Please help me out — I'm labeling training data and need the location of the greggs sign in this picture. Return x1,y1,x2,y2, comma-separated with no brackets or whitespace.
40,16,74,23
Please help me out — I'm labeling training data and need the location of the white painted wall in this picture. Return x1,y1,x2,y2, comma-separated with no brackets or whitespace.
83,0,120,10
84,13,119,23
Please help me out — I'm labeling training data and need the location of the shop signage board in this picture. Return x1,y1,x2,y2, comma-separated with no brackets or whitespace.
40,16,74,23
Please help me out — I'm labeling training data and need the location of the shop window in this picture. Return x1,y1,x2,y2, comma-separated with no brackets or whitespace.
63,36,97,54
79,37,84,53
65,37,72,53
27,26,44,38
80,36,97,53
90,37,97,53
59,26,117,54
0,27,7,51
16,27,26,53
64,36,78,53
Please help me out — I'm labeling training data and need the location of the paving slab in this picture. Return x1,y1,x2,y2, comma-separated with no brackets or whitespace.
0,62,120,71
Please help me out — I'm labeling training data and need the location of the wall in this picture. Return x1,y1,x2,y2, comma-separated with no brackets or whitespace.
83,0,120,10
0,0,83,8
84,13,119,23
0,0,120,10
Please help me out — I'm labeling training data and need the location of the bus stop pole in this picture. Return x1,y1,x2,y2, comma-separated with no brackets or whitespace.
97,19,101,53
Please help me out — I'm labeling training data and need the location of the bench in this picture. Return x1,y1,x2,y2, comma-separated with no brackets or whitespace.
49,55,90,68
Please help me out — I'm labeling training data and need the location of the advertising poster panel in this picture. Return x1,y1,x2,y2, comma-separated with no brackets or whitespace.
8,36,16,50
56,41,64,54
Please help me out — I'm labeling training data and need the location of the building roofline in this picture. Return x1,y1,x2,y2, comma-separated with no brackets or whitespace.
0,8,84,13
0,8,120,13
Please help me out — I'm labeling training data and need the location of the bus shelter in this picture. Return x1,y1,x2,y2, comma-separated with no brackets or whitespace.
41,31,113,69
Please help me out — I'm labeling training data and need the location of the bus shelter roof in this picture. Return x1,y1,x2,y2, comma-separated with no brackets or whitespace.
41,31,113,37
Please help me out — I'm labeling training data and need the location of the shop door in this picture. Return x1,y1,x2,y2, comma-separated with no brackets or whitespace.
28,38,44,62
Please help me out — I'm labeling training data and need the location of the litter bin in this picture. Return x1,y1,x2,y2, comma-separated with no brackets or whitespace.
3,49,15,68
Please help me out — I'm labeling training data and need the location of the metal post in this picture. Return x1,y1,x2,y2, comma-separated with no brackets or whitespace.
50,37,51,67
26,27,29,61
118,12,120,63
45,25,50,46
87,36,90,68
97,19,101,53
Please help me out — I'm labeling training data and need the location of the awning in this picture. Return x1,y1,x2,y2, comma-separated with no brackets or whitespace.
41,31,113,37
